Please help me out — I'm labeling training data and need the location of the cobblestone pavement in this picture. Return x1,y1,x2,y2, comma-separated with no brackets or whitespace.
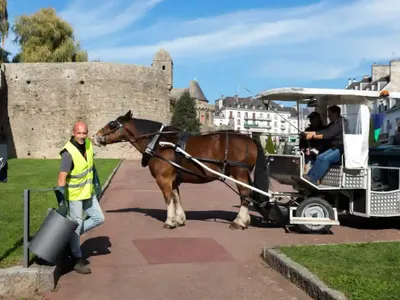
43,161,400,300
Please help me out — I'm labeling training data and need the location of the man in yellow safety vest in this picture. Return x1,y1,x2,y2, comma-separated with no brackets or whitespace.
56,121,104,274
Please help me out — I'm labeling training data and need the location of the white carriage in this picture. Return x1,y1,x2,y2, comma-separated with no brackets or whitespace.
256,87,400,233
159,87,400,234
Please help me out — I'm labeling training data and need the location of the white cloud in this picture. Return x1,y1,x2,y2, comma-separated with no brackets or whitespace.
63,0,400,80
60,0,163,41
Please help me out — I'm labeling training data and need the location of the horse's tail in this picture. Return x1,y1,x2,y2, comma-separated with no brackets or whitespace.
251,137,270,205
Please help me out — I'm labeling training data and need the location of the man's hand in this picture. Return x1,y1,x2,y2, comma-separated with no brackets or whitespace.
304,131,316,140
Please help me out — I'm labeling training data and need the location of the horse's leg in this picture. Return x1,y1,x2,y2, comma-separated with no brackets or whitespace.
172,181,186,226
156,175,177,229
230,170,252,230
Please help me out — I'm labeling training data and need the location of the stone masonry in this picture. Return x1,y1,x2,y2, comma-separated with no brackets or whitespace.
0,49,174,159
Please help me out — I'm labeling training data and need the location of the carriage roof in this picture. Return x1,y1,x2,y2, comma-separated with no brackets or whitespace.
256,87,400,106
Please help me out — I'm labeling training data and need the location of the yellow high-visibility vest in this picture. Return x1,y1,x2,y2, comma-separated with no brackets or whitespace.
60,138,94,201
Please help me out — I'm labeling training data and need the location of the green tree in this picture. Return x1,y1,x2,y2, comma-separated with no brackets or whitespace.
265,134,276,154
0,0,8,49
12,8,88,62
170,90,201,132
0,47,10,62
11,53,20,63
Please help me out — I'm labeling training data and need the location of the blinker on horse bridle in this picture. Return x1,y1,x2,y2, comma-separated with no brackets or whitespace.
98,120,125,144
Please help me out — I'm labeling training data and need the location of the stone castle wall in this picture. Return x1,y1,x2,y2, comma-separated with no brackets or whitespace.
0,50,173,160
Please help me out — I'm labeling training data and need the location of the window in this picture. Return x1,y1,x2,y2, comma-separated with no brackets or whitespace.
253,113,256,120
237,119,241,125
237,111,241,118
229,111,233,119
245,112,248,118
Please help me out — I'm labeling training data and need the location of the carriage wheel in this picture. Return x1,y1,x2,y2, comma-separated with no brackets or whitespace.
295,197,335,233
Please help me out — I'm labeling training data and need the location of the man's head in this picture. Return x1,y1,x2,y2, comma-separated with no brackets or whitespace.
307,111,322,127
72,121,88,145
327,105,341,122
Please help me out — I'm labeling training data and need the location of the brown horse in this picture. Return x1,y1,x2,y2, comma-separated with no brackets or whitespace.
92,110,283,230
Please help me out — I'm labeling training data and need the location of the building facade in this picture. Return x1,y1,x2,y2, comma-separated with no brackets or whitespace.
213,95,310,146
345,60,400,141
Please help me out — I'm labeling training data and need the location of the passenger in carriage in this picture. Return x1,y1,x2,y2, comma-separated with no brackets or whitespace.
299,111,328,173
302,105,343,185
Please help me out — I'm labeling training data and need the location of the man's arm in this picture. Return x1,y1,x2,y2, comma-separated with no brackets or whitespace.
305,121,342,140
58,151,73,187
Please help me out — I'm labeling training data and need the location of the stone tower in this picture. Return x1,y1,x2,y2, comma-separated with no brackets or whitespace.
152,49,173,90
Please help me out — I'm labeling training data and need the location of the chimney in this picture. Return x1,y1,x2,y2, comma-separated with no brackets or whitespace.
348,78,352,86
353,78,356,83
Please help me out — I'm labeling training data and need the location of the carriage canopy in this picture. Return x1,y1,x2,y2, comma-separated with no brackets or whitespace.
256,87,400,169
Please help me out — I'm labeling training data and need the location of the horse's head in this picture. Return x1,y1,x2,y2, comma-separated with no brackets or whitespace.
92,110,133,147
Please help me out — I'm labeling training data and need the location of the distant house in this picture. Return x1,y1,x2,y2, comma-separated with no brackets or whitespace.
345,60,400,141
213,95,310,145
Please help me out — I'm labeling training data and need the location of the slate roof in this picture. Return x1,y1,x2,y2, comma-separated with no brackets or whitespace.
189,80,207,102
170,80,208,102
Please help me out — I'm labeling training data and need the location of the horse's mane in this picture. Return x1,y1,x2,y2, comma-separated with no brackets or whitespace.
128,117,181,135
127,116,243,137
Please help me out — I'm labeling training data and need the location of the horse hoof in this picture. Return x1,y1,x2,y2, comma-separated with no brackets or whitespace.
177,223,185,227
229,222,246,230
163,224,175,229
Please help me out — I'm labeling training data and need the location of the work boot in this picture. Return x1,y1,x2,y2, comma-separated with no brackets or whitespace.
73,258,91,274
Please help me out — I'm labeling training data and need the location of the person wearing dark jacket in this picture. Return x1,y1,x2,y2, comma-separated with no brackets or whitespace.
302,105,343,184
299,111,328,173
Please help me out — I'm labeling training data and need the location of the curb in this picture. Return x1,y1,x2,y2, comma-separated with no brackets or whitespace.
261,246,347,300
0,159,123,299
0,265,55,299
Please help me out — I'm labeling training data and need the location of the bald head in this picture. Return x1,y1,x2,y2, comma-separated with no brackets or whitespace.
73,121,88,132
72,121,88,145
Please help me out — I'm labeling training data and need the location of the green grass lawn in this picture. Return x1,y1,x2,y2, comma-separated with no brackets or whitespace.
0,158,120,268
279,242,400,300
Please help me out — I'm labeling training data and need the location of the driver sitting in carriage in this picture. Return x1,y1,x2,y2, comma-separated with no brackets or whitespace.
299,111,329,174
302,105,344,185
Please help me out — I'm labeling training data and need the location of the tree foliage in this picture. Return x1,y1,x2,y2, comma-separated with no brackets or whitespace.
0,0,8,48
0,47,10,63
12,8,88,63
170,90,201,132
265,134,276,154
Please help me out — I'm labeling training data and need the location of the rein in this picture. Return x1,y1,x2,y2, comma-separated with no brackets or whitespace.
99,120,180,145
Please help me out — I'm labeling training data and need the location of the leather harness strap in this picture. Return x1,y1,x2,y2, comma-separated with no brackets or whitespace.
139,126,254,184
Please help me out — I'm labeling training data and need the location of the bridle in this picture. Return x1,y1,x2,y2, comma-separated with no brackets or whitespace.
98,120,125,144
98,119,180,145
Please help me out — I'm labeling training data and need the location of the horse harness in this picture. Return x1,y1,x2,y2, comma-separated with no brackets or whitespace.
143,125,253,185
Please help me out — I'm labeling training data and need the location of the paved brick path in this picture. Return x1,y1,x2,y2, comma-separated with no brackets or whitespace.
43,161,400,300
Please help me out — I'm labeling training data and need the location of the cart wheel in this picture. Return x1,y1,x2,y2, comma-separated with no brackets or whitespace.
295,197,335,233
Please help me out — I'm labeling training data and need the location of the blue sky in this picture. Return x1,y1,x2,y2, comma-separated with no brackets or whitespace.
5,0,400,103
